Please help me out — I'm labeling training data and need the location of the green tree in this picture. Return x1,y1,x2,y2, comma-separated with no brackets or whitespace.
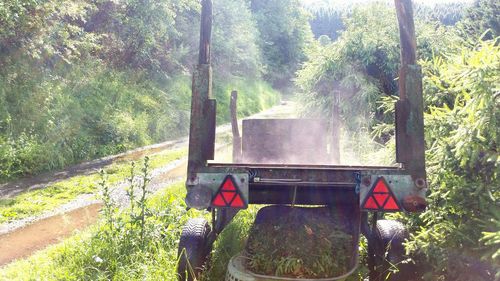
414,2,468,26
250,0,313,90
460,0,499,40
84,0,199,74
308,7,344,41
212,0,262,79
296,3,458,133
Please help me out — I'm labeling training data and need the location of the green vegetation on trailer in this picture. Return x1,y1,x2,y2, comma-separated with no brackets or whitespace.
246,209,353,279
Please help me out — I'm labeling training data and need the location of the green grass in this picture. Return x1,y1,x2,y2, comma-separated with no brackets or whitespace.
0,181,255,281
0,178,370,281
0,77,280,225
0,148,187,224
0,182,186,280
201,207,259,280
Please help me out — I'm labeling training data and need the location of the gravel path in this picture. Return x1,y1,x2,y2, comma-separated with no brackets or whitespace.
0,102,296,237
0,102,297,266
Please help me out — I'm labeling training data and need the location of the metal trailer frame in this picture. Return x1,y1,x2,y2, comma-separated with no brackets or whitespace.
179,0,428,280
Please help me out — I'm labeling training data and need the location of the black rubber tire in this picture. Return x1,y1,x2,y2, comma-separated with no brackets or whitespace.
370,219,409,281
375,220,407,263
177,218,212,281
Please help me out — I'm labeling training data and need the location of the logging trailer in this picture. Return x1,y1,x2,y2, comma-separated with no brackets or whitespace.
177,0,428,280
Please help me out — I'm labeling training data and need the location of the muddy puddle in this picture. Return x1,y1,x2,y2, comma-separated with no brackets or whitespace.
0,102,296,267
0,148,226,267
0,204,102,266
0,162,190,267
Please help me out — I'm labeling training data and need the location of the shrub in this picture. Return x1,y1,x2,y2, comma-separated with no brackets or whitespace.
396,38,499,281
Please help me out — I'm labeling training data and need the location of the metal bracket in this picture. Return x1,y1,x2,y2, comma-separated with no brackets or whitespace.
186,173,249,210
354,172,362,194
359,173,426,212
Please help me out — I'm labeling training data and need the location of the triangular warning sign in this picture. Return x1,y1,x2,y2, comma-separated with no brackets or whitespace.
362,177,401,212
211,175,247,209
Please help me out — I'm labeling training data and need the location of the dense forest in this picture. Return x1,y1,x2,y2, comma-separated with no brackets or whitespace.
0,0,499,280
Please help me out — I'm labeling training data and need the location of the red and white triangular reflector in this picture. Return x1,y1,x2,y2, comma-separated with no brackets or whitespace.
362,177,401,212
211,175,247,209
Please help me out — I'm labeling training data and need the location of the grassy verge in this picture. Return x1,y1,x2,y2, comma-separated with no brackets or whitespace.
0,181,189,280
0,179,256,281
0,77,279,224
0,148,187,224
1,72,280,183
1,176,369,281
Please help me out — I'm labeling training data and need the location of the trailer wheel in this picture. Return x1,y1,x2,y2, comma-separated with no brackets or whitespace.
177,218,212,281
369,220,410,281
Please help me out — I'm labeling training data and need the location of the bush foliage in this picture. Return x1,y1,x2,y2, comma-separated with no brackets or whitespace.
401,38,499,281
0,1,498,280
297,2,499,279
0,0,285,181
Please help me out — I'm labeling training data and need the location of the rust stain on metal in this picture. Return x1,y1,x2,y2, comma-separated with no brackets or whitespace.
403,195,427,212
394,0,426,181
230,91,242,162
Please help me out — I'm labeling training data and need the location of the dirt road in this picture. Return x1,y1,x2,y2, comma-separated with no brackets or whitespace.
0,204,101,265
0,102,297,267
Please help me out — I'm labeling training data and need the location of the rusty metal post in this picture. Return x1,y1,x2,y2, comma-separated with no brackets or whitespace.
331,91,341,164
230,91,242,163
198,0,212,65
394,0,426,182
187,0,216,179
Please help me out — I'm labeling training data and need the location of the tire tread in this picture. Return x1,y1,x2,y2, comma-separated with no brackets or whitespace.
177,218,211,281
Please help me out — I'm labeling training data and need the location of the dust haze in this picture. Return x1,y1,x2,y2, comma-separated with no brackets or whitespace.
213,100,395,166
